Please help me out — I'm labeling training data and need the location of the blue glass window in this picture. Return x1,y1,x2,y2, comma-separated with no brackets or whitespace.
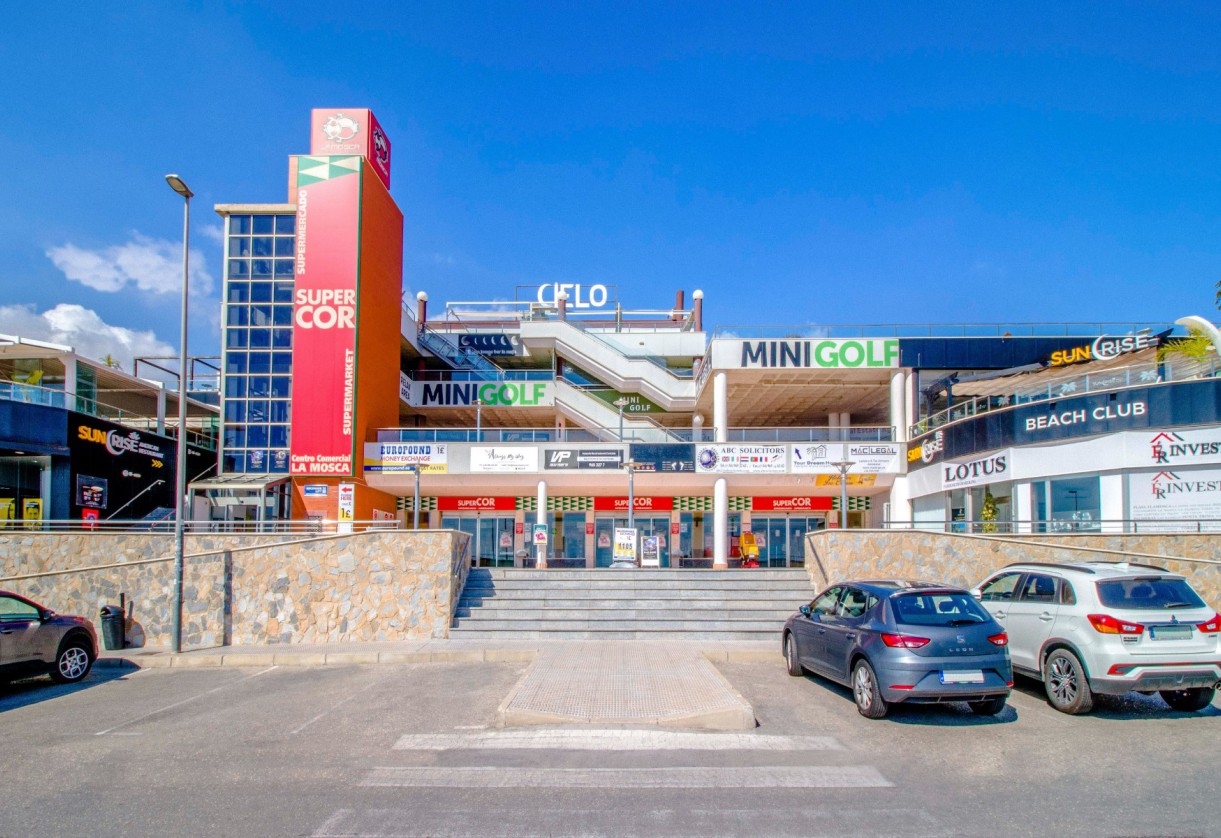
251,260,273,279
226,306,248,327
226,329,248,349
270,426,289,448
251,282,272,302
227,260,249,280
247,425,269,447
250,305,272,327
224,401,246,423
275,215,295,235
225,353,247,374
224,425,246,448
249,328,271,349
223,453,243,472
252,237,274,257
271,376,291,397
229,215,251,235
269,401,290,423
249,352,272,374
224,377,246,398
274,238,294,257
229,238,251,257
248,400,269,422
272,306,292,326
227,282,249,302
247,375,270,397
272,329,292,348
274,260,295,278
245,452,268,473
252,215,274,235
271,353,292,373
273,281,294,302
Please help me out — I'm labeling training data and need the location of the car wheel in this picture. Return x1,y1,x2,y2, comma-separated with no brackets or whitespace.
784,633,803,677
50,639,94,684
968,696,1007,716
1043,648,1093,715
1160,687,1216,712
852,659,888,719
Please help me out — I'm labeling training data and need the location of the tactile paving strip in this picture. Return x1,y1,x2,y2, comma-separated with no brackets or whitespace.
497,642,755,729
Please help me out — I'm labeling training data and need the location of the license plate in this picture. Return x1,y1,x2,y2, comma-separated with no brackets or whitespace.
940,670,984,684
1149,625,1193,641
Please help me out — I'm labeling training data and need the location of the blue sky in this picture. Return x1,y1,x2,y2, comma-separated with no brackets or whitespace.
2,2,1221,365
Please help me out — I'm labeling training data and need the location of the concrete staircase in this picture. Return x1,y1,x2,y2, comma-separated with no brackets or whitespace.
450,567,815,641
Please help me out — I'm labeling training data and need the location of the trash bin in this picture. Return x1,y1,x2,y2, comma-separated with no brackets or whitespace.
99,605,125,651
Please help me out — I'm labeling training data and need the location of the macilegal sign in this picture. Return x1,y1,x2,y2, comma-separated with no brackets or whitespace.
712,338,899,369
410,381,555,408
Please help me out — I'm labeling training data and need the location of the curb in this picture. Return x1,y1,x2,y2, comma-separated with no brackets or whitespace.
94,648,538,670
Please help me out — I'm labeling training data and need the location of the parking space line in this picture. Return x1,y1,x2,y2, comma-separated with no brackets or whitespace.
290,675,383,735
94,666,278,735
1006,690,1071,725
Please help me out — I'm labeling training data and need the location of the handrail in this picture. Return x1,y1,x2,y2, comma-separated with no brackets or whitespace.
418,326,505,378
407,369,553,383
563,319,694,380
0,519,404,535
910,356,1219,438
881,518,1221,536
372,425,892,443
714,322,1179,339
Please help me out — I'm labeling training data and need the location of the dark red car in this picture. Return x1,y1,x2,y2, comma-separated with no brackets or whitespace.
0,591,98,684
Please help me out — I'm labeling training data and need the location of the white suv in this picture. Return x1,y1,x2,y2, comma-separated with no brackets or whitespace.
973,562,1220,714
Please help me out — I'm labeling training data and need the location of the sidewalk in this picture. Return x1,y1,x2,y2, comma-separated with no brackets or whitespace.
95,638,781,670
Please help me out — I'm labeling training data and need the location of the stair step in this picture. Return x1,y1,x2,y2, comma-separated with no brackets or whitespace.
448,629,782,641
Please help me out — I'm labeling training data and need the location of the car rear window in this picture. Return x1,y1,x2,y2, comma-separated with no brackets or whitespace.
891,593,992,626
1095,577,1206,610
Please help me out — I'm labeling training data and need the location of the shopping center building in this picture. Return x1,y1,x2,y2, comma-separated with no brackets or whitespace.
193,107,1221,566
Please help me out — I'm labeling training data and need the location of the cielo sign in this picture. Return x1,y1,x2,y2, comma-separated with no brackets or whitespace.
413,381,554,408
714,338,899,369
536,283,610,309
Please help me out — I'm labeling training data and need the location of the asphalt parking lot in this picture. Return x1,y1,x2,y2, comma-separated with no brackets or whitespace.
2,658,1218,838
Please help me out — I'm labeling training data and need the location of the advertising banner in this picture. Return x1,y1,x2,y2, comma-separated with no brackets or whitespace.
457,333,519,356
543,448,625,470
813,474,877,487
1129,468,1221,532
289,155,362,477
399,372,412,404
411,380,554,408
363,442,449,474
470,446,539,473
439,496,517,512
791,443,903,474
594,496,675,512
641,535,661,567
613,528,637,563
337,483,355,522
712,338,899,369
1128,428,1221,469
629,444,695,472
696,444,787,474
310,109,391,189
533,524,549,545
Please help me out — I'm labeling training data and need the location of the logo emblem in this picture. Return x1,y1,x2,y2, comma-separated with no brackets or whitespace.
698,447,718,469
322,113,360,142
372,126,389,163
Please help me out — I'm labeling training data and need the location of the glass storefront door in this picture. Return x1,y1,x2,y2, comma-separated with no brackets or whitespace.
441,514,516,566
747,516,826,567
594,516,671,568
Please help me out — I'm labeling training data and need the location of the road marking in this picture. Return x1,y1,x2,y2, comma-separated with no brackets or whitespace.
1005,690,1072,725
393,729,843,751
290,675,385,735
361,765,892,789
94,666,277,735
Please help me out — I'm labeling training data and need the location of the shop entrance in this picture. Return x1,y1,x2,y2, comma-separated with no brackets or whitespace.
747,516,827,567
594,516,671,568
440,514,516,567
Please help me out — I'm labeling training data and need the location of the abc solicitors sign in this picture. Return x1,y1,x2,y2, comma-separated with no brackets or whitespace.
712,338,899,370
288,156,362,476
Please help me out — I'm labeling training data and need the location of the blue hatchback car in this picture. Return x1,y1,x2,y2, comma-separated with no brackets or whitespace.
782,580,1013,718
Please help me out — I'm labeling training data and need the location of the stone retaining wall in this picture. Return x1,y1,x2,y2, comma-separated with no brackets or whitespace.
0,530,471,649
805,530,1221,608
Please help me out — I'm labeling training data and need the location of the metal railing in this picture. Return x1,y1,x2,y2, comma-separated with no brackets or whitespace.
910,356,1220,437
0,381,218,450
418,326,506,379
713,322,1175,339
883,518,1221,535
408,369,553,383
374,424,893,444
0,519,405,534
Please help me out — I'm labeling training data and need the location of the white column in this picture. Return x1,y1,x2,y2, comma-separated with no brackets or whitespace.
888,476,911,528
890,369,907,443
63,355,77,401
1099,473,1125,534
536,480,548,569
692,414,704,443
713,372,728,442
156,383,168,435
713,478,728,568
1015,483,1034,534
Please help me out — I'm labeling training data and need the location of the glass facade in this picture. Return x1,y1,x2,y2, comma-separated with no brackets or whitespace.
221,213,295,474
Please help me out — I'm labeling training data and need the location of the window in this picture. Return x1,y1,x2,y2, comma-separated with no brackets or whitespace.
979,572,1022,602
1096,577,1206,610
1060,580,1077,606
1018,573,1058,603
811,586,842,616
892,593,991,626
839,587,874,618
0,595,40,622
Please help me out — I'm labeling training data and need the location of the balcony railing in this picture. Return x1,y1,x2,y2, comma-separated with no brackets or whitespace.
374,425,893,444
883,518,1221,535
713,322,1173,339
910,356,1220,438
407,369,553,383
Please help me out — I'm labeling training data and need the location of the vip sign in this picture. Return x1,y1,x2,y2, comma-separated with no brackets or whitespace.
941,451,1010,491
1129,468,1221,532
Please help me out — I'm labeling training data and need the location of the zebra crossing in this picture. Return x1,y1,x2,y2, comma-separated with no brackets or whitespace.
311,727,926,838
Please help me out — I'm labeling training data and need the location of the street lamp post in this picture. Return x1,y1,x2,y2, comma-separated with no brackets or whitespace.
611,459,638,568
165,173,193,654
613,397,629,440
475,399,483,442
830,459,855,530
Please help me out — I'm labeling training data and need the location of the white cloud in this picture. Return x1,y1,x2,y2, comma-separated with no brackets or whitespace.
0,304,174,371
46,232,215,297
201,224,225,243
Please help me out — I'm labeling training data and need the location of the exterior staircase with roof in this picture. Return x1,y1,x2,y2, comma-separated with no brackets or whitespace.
450,567,815,641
